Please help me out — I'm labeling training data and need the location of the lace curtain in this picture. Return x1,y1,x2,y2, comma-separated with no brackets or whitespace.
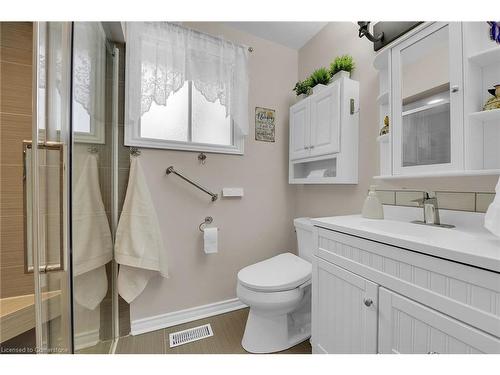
126,22,250,136
72,22,106,134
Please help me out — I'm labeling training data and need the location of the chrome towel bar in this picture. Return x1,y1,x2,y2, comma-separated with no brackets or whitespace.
166,166,218,202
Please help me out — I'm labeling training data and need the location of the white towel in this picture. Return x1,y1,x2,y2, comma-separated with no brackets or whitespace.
72,154,113,310
115,157,168,303
485,177,500,238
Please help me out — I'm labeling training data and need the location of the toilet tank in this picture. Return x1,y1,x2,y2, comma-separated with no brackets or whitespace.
293,218,314,263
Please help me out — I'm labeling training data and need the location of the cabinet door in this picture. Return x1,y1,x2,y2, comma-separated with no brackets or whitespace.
391,22,464,175
378,287,500,354
289,99,311,160
309,82,341,157
312,257,378,354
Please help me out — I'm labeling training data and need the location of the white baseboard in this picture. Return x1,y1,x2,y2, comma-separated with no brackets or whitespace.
131,298,247,336
74,328,100,351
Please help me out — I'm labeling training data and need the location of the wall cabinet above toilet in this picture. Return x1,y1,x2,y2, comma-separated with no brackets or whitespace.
289,77,359,184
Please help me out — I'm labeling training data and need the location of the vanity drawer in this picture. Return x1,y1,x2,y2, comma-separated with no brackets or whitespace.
314,227,500,338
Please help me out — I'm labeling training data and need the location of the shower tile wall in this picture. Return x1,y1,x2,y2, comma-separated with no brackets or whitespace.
0,22,34,298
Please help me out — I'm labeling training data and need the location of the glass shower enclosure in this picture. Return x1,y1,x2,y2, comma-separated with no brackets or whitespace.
0,21,122,354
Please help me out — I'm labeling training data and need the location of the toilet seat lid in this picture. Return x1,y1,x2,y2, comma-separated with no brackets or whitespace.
237,253,312,292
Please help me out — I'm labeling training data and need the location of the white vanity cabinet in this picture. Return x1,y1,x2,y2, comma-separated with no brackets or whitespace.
289,77,359,184
378,288,500,354
312,257,378,354
311,226,500,354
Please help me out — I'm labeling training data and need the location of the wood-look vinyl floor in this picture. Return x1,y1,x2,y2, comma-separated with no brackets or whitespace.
115,308,311,354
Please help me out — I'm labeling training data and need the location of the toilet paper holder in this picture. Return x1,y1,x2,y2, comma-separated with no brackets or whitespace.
199,216,214,232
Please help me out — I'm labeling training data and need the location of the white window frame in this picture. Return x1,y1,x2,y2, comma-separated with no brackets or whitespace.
124,81,245,155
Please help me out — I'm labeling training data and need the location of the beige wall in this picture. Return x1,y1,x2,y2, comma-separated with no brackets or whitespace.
131,23,299,321
295,22,498,220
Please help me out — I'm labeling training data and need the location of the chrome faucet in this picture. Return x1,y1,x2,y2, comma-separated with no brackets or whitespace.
411,191,455,228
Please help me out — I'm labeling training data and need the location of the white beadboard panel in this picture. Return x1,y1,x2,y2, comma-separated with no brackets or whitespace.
316,228,500,337
379,288,500,353
312,257,378,354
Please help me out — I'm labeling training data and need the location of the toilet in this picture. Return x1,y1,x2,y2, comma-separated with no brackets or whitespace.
237,217,314,353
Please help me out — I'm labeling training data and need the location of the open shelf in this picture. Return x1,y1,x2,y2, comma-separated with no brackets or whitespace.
373,169,500,179
469,108,500,122
468,46,500,68
402,99,449,117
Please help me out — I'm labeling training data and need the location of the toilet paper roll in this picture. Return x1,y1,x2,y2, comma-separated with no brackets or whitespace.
203,227,218,254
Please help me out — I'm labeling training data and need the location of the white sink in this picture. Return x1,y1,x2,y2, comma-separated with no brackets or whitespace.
312,206,500,272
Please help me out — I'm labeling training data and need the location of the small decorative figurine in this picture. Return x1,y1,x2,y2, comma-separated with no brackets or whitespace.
487,22,500,44
483,84,500,111
379,115,390,136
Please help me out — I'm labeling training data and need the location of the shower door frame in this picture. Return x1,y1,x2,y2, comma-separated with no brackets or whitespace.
31,21,74,353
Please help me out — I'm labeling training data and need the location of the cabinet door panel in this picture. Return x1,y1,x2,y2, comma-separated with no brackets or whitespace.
310,82,341,157
312,257,378,354
391,22,464,175
378,287,500,354
289,100,310,160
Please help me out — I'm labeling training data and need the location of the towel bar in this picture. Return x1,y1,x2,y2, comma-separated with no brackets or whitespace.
166,166,218,202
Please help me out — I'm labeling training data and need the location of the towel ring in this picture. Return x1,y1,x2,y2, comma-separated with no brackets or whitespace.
199,216,213,232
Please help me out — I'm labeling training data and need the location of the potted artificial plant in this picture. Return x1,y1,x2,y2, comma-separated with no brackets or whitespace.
329,55,355,81
309,67,331,94
293,78,312,99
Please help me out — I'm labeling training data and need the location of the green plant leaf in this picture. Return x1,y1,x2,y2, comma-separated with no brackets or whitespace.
309,67,331,87
329,55,355,76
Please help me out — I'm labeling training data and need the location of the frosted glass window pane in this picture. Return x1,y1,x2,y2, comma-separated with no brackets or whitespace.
402,103,451,167
191,86,232,146
73,100,91,133
140,83,189,141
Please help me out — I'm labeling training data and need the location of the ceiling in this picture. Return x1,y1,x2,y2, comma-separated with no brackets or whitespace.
224,22,328,50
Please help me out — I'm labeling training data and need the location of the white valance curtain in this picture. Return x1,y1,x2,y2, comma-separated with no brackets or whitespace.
72,22,106,136
126,22,250,136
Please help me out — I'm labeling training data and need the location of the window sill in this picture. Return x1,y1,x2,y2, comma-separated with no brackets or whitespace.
124,137,244,155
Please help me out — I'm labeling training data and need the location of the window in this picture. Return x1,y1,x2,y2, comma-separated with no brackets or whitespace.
124,22,249,154
140,81,234,149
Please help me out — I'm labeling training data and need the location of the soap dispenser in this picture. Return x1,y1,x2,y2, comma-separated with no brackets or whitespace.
362,185,384,219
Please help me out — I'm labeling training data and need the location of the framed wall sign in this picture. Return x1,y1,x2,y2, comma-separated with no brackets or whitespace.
255,107,276,142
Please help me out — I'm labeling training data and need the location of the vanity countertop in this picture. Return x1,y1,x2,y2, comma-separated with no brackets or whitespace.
312,212,500,273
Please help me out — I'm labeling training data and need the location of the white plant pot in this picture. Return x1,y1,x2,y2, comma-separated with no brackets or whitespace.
312,84,327,95
331,70,350,82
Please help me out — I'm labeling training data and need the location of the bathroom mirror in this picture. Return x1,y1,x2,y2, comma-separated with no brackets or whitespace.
391,22,463,176
400,25,451,167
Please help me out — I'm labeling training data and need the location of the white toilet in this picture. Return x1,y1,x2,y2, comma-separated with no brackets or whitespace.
237,217,314,353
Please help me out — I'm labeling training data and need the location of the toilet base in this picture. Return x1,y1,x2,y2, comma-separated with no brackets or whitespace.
242,310,310,353
240,286,311,353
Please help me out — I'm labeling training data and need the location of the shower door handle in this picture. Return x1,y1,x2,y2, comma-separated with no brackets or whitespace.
23,140,65,274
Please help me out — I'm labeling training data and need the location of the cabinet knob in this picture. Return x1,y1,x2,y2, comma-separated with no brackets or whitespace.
427,351,439,354
363,298,373,307
310,145,315,149
451,85,459,93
